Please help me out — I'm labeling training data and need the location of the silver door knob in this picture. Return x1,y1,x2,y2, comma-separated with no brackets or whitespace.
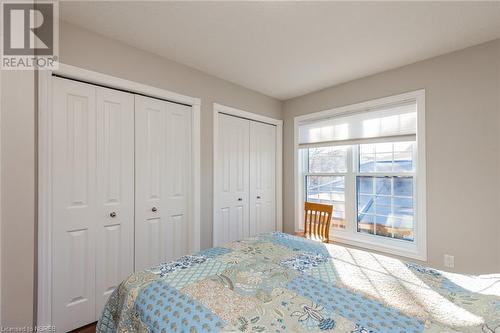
151,207,158,212
237,198,243,201
109,212,117,218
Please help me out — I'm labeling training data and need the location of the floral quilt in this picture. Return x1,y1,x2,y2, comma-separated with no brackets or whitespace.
97,232,500,333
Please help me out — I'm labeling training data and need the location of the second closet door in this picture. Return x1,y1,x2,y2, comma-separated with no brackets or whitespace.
135,95,192,271
215,114,250,246
95,87,135,317
249,121,276,235
215,113,277,246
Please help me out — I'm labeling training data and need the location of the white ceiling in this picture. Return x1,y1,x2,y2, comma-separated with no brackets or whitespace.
60,1,500,100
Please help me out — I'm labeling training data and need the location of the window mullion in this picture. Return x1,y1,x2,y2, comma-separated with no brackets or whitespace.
345,145,357,235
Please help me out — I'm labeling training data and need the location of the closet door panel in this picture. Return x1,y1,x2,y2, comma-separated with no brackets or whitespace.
95,87,134,317
250,121,276,235
135,95,166,271
135,96,193,270
52,77,97,332
165,103,192,259
215,114,250,246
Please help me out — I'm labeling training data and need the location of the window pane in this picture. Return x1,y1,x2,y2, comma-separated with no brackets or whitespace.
359,200,375,214
394,142,413,151
393,216,414,240
331,203,345,229
359,153,375,172
359,141,415,173
375,195,391,206
376,204,391,216
358,194,372,207
375,153,393,172
306,175,346,229
375,215,393,238
375,142,393,153
394,177,413,196
360,144,375,154
358,214,374,235
393,152,413,172
393,197,413,216
308,146,348,173
357,176,373,194
375,177,391,195
356,176,414,241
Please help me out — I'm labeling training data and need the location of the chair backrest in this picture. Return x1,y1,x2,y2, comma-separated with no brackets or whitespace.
304,202,333,243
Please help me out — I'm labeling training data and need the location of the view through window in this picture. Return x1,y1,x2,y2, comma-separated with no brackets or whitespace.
305,141,415,241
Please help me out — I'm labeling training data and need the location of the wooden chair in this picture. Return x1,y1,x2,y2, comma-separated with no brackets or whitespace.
304,202,333,243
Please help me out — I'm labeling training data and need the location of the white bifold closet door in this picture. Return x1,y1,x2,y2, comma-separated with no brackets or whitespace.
249,121,276,235
215,114,250,246
134,95,192,271
215,113,276,246
52,77,134,332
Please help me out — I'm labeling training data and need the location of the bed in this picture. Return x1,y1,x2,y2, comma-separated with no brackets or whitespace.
97,232,500,332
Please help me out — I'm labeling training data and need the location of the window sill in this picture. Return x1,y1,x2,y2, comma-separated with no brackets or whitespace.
296,228,427,262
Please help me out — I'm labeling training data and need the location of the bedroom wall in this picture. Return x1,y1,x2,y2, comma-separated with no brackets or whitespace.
283,39,500,274
58,21,283,251
0,21,282,327
1,20,498,328
497,43,500,272
0,70,36,327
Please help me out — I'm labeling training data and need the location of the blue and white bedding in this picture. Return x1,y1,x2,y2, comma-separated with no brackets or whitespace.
97,232,500,332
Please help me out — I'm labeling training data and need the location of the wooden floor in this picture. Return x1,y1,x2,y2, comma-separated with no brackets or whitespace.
70,322,96,333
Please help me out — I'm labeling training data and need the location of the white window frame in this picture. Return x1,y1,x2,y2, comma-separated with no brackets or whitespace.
294,90,426,261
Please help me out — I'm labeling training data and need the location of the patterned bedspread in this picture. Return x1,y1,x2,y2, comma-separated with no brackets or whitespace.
97,232,500,333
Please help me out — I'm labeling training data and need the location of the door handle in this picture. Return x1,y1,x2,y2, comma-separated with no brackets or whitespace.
152,207,158,212
109,212,117,218
256,196,261,199
237,198,243,201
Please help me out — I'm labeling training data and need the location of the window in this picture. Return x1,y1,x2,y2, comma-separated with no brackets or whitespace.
296,91,425,260
356,141,415,241
305,146,347,228
359,142,413,173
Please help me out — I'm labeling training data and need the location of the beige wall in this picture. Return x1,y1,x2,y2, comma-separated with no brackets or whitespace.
498,41,500,273
283,39,500,274
58,21,283,250
1,70,36,326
